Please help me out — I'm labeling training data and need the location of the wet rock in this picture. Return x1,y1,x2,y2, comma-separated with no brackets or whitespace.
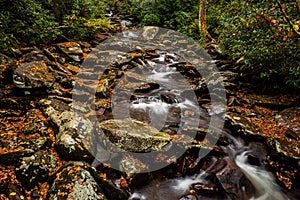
160,91,183,104
56,42,83,62
0,182,27,200
225,112,264,141
97,177,130,200
111,71,160,94
207,157,255,200
179,194,198,200
23,109,49,136
119,155,149,181
47,162,107,200
13,61,55,89
266,137,300,166
245,94,300,109
15,151,56,189
192,181,218,196
98,118,171,153
22,48,52,65
276,107,300,134
247,154,261,166
129,178,188,200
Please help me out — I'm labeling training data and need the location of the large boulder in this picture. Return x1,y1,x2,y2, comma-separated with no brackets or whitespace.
98,118,171,153
39,98,95,161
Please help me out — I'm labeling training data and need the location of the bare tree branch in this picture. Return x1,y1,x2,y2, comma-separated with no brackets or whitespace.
275,0,300,36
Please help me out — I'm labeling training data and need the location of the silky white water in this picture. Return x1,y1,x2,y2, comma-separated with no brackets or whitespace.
235,151,290,200
128,51,293,200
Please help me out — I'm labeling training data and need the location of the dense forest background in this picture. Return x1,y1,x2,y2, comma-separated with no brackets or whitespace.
0,0,299,90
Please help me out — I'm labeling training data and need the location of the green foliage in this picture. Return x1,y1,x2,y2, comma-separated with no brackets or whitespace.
61,0,112,40
0,0,113,50
0,0,61,49
117,0,200,39
207,0,300,89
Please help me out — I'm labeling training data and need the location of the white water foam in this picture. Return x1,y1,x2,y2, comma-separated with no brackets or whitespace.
130,99,199,117
235,151,290,200
171,172,207,194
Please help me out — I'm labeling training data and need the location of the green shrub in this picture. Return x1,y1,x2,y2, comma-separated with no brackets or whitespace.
206,0,300,89
0,0,61,48
0,0,113,49
117,0,200,39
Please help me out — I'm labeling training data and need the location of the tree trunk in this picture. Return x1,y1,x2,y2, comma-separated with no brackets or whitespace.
199,0,215,43
198,0,206,35
52,0,65,25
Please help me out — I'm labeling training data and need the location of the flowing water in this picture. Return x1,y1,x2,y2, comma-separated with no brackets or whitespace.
111,51,294,200
235,151,288,200
129,143,292,200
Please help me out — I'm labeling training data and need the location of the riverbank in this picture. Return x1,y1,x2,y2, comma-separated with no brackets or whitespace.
0,23,299,200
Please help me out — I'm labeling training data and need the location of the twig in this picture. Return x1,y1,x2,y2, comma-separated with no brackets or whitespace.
275,0,300,36
45,25,73,30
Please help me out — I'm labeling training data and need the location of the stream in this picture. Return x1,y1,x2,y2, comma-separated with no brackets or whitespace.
1,26,298,200
107,51,293,200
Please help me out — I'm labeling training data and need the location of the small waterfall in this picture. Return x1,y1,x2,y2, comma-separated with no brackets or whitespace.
235,151,290,200
147,69,177,84
129,173,209,200
131,100,170,116
130,97,201,120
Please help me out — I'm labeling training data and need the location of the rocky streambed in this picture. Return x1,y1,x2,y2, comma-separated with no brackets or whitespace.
0,27,299,200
